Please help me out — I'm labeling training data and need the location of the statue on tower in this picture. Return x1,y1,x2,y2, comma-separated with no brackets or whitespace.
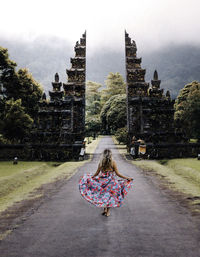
55,73,59,83
149,70,163,98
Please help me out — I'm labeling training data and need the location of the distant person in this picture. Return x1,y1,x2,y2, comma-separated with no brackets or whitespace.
13,157,18,165
138,139,146,157
130,136,137,158
79,149,133,217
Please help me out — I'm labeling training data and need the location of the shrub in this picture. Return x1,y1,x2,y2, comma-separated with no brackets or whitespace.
115,127,128,144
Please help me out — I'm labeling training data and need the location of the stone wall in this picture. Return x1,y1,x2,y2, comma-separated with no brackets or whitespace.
0,143,83,161
146,143,200,159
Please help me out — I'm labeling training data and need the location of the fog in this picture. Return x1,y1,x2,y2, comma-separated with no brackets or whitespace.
1,0,200,54
1,0,200,97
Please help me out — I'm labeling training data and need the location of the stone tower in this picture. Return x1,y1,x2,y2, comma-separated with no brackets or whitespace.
125,31,186,158
63,31,86,137
30,32,86,160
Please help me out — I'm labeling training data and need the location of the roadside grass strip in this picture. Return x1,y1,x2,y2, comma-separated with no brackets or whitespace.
0,137,100,214
112,136,127,155
132,159,200,211
86,136,101,155
0,162,81,213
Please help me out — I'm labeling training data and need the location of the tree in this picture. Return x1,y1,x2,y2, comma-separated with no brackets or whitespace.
1,99,33,143
85,115,101,137
101,72,126,105
100,94,127,134
86,74,126,135
115,127,128,144
0,47,43,119
16,68,43,118
86,81,102,116
0,47,17,97
174,81,200,140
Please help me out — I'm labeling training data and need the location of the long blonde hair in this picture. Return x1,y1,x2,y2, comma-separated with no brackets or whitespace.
99,149,113,170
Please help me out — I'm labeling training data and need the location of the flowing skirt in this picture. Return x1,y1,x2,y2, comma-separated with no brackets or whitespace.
79,171,133,207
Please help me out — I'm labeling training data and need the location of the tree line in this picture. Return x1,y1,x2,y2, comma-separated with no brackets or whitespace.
85,72,127,141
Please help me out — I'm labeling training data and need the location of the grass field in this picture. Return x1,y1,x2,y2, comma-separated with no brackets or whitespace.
0,136,101,213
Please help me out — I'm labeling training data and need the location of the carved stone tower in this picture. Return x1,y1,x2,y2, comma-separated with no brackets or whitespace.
125,30,150,141
30,32,86,160
125,31,186,158
63,31,86,137
125,31,149,97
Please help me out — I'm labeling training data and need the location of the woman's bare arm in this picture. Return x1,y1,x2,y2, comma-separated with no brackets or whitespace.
112,161,133,180
92,164,101,177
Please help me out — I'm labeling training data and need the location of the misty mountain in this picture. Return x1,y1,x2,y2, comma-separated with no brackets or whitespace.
142,45,200,97
0,37,200,98
0,37,72,93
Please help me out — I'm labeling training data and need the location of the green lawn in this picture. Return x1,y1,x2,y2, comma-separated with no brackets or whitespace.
0,136,101,213
0,161,46,178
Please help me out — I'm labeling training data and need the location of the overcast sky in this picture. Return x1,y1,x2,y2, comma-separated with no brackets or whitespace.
1,0,200,55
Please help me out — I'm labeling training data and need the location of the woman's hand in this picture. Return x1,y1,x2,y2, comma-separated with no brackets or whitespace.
127,178,133,181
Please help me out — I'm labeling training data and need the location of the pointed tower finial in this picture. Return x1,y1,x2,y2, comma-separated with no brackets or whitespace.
82,30,86,38
55,73,59,83
151,70,161,90
166,90,171,99
42,92,46,100
154,70,158,80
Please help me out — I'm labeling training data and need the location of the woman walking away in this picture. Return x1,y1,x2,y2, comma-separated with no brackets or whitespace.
79,149,133,217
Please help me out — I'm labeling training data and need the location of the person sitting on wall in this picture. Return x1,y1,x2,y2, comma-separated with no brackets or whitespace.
138,139,146,158
13,157,18,165
130,136,137,158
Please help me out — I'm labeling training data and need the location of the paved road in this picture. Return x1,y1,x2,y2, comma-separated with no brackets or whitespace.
0,136,200,257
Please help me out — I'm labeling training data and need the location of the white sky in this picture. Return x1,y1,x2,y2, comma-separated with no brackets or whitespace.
1,0,200,53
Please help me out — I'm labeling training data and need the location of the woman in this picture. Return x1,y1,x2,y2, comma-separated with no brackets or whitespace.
79,149,133,217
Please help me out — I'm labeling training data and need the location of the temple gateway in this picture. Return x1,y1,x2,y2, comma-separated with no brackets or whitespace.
0,31,199,160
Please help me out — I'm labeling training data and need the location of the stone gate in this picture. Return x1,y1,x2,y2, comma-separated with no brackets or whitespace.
0,31,199,160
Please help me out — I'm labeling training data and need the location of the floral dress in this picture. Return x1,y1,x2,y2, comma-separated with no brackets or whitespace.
79,169,133,207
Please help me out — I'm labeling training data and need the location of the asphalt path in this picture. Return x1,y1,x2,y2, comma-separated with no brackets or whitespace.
0,136,200,257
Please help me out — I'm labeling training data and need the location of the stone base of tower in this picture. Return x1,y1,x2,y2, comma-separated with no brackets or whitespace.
29,142,85,161
148,143,200,159
0,141,85,161
128,141,200,159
